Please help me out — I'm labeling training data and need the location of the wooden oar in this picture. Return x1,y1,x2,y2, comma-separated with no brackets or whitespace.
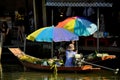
81,58,119,74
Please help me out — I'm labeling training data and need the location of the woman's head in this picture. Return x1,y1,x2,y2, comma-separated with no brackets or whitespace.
67,44,75,51
71,41,75,44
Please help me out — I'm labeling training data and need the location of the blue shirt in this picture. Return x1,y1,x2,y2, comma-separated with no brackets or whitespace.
65,50,76,67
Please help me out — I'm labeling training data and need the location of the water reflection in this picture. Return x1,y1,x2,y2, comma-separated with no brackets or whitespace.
1,64,120,80
3,70,120,80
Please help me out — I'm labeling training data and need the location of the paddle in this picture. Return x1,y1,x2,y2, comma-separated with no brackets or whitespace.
81,58,119,74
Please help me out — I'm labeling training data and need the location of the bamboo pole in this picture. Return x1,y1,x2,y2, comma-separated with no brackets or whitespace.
51,9,54,58
23,35,26,52
96,8,100,52
42,0,47,26
33,0,37,30
0,33,3,79
0,63,2,80
0,33,3,61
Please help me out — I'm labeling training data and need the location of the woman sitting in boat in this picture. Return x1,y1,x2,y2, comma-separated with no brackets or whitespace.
65,42,77,67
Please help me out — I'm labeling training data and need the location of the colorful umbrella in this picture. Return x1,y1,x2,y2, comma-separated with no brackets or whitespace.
26,25,79,42
56,16,98,36
26,25,79,57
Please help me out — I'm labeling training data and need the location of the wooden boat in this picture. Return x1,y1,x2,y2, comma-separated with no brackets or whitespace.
8,48,101,72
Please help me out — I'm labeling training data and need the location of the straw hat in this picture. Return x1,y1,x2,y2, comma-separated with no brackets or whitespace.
67,44,75,50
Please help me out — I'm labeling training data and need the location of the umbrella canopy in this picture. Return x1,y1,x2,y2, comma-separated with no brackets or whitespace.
26,25,79,42
56,16,98,36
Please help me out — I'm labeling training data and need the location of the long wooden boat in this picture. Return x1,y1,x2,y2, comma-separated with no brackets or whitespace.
8,48,102,72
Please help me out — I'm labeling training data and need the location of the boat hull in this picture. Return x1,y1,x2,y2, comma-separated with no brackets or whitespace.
21,61,100,72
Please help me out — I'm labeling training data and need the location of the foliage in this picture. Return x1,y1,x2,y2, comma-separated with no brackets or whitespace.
19,54,64,66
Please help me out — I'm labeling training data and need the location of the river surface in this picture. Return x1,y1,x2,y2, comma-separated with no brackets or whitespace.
0,64,120,80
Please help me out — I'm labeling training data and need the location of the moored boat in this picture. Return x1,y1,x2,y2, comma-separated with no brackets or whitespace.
8,48,101,73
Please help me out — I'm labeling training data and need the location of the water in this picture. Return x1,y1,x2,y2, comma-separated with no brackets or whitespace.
1,64,120,80
2,71,120,80
1,72,120,80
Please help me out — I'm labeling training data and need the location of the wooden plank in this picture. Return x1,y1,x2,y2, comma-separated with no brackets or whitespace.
8,48,24,57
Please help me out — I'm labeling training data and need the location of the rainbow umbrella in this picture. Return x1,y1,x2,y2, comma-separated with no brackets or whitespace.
56,16,98,36
26,25,78,57
26,25,78,42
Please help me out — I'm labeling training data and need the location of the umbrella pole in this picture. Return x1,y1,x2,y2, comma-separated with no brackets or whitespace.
51,42,54,58
23,35,26,52
97,8,100,52
51,9,54,58
76,40,78,52
51,9,54,25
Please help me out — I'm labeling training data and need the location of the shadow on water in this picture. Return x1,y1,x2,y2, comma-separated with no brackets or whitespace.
1,64,120,80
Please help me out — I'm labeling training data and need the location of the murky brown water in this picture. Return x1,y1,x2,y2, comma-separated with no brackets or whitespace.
2,71,120,80
1,64,120,80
